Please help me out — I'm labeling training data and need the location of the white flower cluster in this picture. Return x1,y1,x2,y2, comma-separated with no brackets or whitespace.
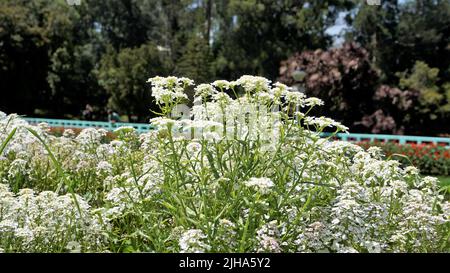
244,177,275,194
150,76,347,144
304,116,349,132
0,184,107,252
194,84,216,98
0,75,448,253
256,220,282,253
179,229,211,253
290,140,449,253
103,161,163,218
0,114,48,157
75,127,108,146
235,75,271,93
214,219,238,251
96,160,113,176
147,76,191,105
212,80,235,90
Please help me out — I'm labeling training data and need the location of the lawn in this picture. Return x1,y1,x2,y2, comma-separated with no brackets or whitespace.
437,176,450,201
438,176,450,187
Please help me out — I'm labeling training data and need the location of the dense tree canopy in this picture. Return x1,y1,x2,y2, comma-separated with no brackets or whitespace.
0,0,76,115
279,43,378,130
97,43,171,120
348,0,450,84
0,0,449,134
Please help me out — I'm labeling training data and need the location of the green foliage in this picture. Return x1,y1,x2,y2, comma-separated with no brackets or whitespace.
278,43,379,131
97,43,171,120
0,0,76,115
47,43,105,117
349,0,450,84
176,36,215,83
214,0,354,80
84,0,166,50
349,0,399,82
1,0,449,135
1,76,448,253
398,61,450,122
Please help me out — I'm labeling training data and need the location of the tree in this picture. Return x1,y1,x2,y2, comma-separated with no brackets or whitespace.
395,61,450,133
279,42,378,130
175,36,215,83
348,0,400,83
0,0,109,118
0,0,77,115
96,43,171,121
348,0,450,84
279,44,450,135
360,85,419,134
360,61,450,135
85,0,165,50
396,0,450,82
47,43,106,118
214,0,355,81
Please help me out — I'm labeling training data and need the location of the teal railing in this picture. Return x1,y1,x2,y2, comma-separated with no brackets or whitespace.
322,132,450,147
23,117,450,147
24,117,153,134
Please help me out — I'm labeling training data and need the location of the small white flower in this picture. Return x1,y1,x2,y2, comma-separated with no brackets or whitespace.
66,241,81,253
367,146,383,157
285,91,306,105
404,166,419,176
179,77,195,86
150,117,176,129
212,80,233,90
304,97,324,107
244,177,275,194
179,229,211,253
194,84,217,98
96,161,113,175
236,75,271,93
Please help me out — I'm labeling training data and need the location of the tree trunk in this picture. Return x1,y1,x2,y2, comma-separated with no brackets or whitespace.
205,0,212,43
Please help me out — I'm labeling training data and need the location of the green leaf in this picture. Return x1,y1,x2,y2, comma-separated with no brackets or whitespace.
0,127,17,155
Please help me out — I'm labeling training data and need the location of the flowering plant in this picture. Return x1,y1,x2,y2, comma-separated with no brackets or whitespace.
0,76,448,253
358,141,450,176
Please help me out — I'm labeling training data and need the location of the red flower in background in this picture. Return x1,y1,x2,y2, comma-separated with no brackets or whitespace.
356,141,449,176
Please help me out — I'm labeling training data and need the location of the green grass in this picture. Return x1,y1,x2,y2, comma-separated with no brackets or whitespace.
437,176,450,201
438,176,450,187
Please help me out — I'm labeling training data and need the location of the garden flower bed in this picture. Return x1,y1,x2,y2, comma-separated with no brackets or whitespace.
358,141,450,176
0,76,449,253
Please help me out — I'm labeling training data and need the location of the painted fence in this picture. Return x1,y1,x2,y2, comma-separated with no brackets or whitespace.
322,132,450,147
24,117,153,134
24,117,450,147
